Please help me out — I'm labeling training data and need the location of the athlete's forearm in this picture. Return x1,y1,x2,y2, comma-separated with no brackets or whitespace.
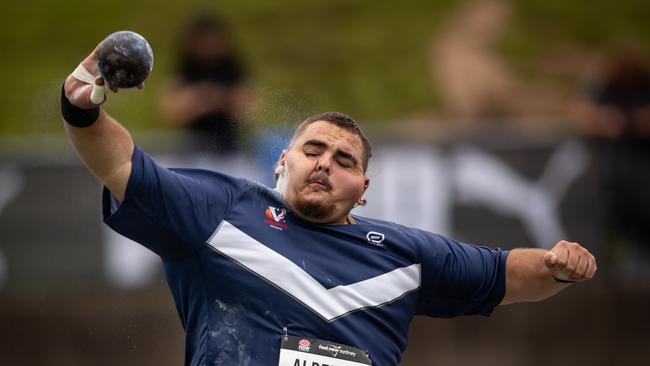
64,109,134,202
500,248,570,305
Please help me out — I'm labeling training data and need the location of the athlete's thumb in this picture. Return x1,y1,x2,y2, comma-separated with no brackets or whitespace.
544,251,557,269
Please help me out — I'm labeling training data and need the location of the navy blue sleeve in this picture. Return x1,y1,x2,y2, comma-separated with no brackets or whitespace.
102,145,250,260
409,228,509,317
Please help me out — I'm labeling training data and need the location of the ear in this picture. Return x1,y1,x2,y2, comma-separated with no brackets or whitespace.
363,176,370,192
274,150,288,181
277,149,288,167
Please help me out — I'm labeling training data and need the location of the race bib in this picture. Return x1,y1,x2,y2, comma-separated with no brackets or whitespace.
278,335,372,366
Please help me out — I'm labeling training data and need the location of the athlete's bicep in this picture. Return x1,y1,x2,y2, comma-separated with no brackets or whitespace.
414,230,508,317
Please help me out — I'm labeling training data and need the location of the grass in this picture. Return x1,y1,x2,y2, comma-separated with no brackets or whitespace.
0,0,648,135
0,0,456,135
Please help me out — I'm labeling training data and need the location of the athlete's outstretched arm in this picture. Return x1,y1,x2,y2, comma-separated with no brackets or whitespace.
63,45,135,202
500,241,597,305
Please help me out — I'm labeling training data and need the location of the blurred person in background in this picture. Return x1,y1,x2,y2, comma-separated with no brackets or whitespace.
159,13,251,154
576,45,650,279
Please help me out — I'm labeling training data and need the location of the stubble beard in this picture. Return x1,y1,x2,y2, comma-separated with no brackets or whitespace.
294,195,336,222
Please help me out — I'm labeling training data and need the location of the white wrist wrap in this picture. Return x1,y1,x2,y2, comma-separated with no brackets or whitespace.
71,64,111,104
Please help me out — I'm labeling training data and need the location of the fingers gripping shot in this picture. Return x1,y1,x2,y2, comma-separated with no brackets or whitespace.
67,31,152,108
61,33,597,366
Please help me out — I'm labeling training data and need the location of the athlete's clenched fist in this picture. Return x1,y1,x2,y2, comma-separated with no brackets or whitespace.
544,240,597,283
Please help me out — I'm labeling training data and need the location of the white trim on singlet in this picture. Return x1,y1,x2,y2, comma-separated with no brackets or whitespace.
207,220,421,322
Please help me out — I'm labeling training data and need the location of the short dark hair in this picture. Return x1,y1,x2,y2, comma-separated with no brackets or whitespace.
289,112,372,172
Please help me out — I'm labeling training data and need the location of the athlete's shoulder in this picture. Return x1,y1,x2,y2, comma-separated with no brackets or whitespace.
170,167,268,192
351,214,403,230
351,215,440,238
133,145,259,189
351,215,452,251
350,215,425,250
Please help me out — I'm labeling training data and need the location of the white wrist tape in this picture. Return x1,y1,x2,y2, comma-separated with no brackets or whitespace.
71,64,111,105
71,64,97,84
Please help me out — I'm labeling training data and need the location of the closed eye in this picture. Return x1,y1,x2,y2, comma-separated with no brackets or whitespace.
337,159,352,168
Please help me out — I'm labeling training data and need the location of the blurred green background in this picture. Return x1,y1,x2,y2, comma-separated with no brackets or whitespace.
1,0,648,134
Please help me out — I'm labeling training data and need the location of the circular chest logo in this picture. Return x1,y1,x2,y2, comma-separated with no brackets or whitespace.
366,231,385,246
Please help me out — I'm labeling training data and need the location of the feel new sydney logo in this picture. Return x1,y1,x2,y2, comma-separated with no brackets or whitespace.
264,206,288,230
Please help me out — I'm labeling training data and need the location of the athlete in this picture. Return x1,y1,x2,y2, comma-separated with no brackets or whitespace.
62,43,596,366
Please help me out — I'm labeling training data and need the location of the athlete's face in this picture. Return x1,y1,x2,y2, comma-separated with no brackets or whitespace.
275,121,370,224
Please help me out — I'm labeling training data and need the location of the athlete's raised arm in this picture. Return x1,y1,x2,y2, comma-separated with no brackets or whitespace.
62,43,137,202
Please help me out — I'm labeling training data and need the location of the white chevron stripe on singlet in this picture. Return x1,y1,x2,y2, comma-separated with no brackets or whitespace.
207,221,421,322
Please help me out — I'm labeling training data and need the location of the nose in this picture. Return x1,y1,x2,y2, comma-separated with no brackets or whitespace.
316,155,331,174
